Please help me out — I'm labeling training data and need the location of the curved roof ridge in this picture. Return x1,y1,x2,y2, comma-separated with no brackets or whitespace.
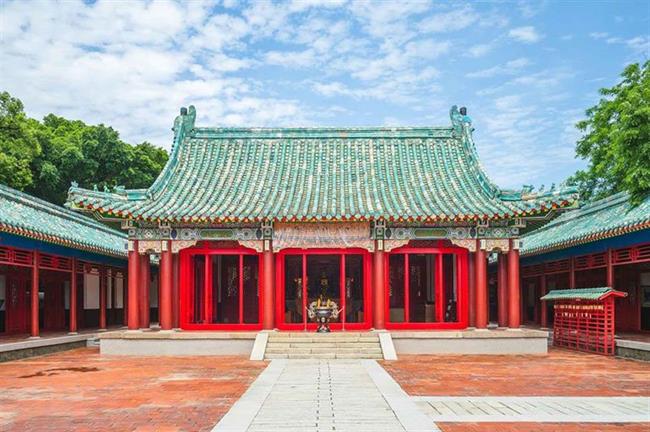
521,191,650,256
532,191,629,234
65,105,578,222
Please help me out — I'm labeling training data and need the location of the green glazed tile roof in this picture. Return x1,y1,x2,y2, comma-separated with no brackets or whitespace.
522,192,650,256
66,105,577,223
0,184,127,257
540,287,627,301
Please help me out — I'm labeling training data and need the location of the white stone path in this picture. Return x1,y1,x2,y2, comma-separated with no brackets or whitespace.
415,396,650,423
213,360,649,432
212,359,437,432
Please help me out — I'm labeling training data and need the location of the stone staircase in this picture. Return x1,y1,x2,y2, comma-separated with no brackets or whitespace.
264,332,384,359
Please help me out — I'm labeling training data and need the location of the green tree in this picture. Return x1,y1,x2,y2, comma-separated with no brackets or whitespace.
0,92,169,205
0,92,41,190
569,61,650,204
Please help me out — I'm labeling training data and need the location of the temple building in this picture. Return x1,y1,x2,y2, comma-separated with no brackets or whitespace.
519,192,650,332
65,105,578,345
0,184,128,337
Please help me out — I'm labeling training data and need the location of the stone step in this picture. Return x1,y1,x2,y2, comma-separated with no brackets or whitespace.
263,332,384,360
267,336,379,343
266,342,381,349
265,352,384,360
265,346,382,355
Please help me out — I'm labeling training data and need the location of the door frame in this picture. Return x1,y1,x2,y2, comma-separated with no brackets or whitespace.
179,244,264,330
384,245,469,330
275,248,372,331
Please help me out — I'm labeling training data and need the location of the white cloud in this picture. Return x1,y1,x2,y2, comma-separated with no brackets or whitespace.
467,43,493,58
466,57,530,78
508,26,542,43
418,7,478,33
589,32,609,40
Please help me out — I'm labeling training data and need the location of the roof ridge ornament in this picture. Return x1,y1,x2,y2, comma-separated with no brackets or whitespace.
449,105,472,136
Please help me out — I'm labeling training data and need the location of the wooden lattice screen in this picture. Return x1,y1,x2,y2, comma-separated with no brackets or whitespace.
553,299,616,355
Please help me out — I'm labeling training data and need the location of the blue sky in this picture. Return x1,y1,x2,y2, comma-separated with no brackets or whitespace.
1,1,648,190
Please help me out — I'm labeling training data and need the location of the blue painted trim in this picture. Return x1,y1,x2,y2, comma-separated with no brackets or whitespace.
521,229,650,266
0,232,127,267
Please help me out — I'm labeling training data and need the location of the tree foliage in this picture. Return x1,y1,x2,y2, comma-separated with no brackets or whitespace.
569,61,650,204
0,92,168,205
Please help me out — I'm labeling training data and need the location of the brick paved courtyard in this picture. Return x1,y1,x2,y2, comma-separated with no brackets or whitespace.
383,348,650,431
381,348,650,397
1,347,648,431
0,348,264,432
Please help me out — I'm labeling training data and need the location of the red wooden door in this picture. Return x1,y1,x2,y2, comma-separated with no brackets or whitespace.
43,277,66,330
6,274,30,334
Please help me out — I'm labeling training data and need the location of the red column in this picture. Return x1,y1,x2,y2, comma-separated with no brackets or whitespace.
373,243,385,330
99,266,107,330
172,253,180,328
507,240,521,328
540,274,548,328
569,257,576,289
127,244,140,330
606,248,614,287
468,251,476,327
31,251,40,338
69,258,78,334
262,247,275,329
159,242,173,330
139,254,150,329
475,242,488,329
123,271,128,326
497,253,508,327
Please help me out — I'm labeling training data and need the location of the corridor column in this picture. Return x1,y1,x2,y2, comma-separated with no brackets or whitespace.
127,241,140,330
475,241,488,329
69,258,78,334
99,266,107,330
172,253,180,329
507,239,521,328
159,241,173,330
30,251,40,338
373,241,385,330
139,253,150,329
497,253,508,327
468,252,476,327
262,242,275,330
540,273,548,329
606,248,614,287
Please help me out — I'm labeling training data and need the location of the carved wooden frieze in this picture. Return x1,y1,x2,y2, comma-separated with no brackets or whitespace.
274,222,374,251
484,239,510,253
449,239,477,252
138,240,162,254
171,240,197,254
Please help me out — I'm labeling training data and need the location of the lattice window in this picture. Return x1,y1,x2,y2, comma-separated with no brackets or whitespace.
522,263,544,277
544,259,570,274
613,243,650,265
40,253,72,271
553,300,616,355
0,246,33,266
574,252,607,270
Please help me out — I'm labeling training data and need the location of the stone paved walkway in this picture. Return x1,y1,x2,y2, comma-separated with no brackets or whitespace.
414,396,650,423
213,359,437,432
